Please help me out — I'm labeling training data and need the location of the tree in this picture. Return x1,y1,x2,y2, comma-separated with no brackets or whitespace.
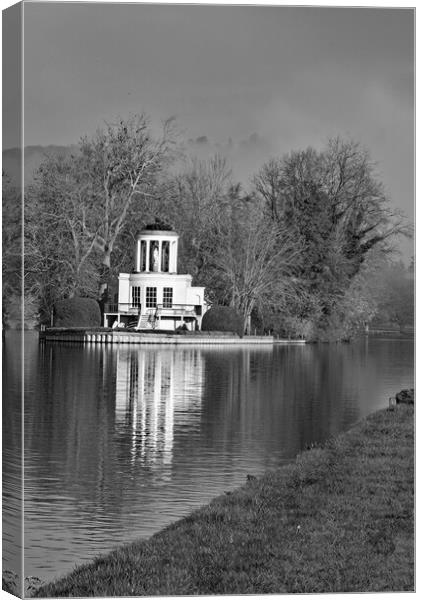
24,190,76,325
28,154,100,299
371,259,414,330
159,157,302,332
2,172,22,327
24,151,104,324
253,137,411,337
208,202,301,333
158,154,233,282
322,137,410,267
25,114,178,320
78,114,177,295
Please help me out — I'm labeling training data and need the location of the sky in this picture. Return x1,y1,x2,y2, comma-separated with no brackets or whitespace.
4,1,415,257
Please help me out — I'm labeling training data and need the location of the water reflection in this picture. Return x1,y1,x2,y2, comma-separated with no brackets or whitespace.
115,348,204,472
2,333,23,588
2,333,413,582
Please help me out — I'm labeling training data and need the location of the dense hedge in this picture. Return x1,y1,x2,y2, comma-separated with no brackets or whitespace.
201,306,244,337
54,297,101,327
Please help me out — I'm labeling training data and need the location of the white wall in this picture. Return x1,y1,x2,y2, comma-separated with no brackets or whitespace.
118,274,130,309
114,273,207,330
186,286,204,306
127,274,196,307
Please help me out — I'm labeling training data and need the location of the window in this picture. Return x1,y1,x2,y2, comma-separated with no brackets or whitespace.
146,287,157,308
163,287,173,308
131,286,141,308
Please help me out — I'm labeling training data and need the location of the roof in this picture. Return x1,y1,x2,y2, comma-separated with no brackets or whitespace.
136,229,179,238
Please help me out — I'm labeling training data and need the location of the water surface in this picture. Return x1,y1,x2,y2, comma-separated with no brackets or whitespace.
2,332,414,582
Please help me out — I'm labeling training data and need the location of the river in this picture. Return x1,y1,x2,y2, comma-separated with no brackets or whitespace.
2,331,414,583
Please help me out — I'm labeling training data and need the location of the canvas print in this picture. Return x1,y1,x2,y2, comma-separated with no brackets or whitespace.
2,1,414,597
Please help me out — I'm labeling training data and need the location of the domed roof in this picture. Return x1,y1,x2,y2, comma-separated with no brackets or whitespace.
137,219,178,238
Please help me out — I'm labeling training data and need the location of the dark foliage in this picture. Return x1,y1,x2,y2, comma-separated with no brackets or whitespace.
201,306,244,337
253,139,412,338
143,219,173,231
54,297,101,327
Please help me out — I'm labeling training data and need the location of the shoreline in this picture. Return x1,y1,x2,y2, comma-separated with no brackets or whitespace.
35,396,414,596
38,328,306,345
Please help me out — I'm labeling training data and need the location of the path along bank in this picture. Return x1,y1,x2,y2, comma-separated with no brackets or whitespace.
36,397,414,596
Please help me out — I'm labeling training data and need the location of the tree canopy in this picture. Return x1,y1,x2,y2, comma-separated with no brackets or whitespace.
253,138,412,338
11,120,412,339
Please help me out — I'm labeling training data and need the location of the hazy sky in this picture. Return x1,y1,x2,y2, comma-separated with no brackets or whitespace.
11,2,416,255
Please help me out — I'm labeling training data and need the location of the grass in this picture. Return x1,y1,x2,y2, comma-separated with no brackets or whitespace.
35,403,414,596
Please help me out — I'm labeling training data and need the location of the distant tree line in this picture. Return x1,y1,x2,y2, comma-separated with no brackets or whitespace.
2,113,413,338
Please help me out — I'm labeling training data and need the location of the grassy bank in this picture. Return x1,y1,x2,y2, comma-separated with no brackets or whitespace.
36,403,414,596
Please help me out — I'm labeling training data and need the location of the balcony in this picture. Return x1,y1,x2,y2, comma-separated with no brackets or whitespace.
104,303,201,317
104,303,139,315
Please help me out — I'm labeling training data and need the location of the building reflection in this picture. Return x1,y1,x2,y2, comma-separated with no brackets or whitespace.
114,348,204,470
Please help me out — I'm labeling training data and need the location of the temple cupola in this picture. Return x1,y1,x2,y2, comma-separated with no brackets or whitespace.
134,223,179,274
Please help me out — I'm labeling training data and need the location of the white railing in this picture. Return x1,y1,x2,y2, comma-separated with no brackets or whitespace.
105,303,199,316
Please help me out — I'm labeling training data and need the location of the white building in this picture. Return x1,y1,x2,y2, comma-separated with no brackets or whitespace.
104,227,207,331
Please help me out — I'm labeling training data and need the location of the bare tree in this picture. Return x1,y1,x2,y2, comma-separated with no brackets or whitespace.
210,204,301,333
28,154,100,298
158,154,233,279
3,173,23,327
79,114,177,295
24,113,178,318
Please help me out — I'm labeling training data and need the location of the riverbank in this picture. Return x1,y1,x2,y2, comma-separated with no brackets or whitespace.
36,397,414,596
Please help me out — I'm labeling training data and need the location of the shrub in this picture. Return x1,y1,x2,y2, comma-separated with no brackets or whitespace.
201,306,244,337
54,297,101,327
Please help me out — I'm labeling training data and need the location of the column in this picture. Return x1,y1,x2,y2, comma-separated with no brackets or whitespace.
173,239,178,273
136,240,141,272
145,240,150,273
170,242,175,272
158,240,162,273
